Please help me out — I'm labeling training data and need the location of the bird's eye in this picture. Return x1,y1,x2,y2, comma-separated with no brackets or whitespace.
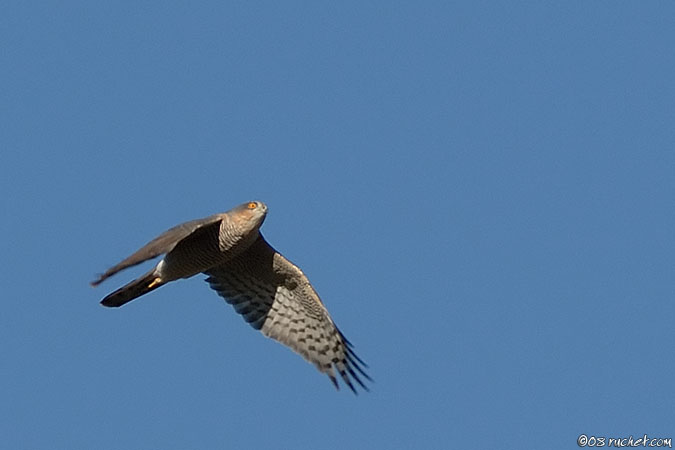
247,202,257,209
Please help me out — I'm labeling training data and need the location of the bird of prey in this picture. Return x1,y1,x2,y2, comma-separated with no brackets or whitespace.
92,201,369,393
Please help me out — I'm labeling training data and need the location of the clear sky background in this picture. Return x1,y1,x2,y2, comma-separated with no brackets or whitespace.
2,2,674,449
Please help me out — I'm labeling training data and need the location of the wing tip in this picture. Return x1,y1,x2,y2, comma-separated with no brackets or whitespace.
328,350,372,395
90,272,106,286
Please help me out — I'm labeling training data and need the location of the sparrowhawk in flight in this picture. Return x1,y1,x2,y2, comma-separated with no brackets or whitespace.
92,201,370,393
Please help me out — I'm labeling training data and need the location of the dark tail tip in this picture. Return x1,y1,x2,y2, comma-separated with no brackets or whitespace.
101,297,124,307
99,271,161,308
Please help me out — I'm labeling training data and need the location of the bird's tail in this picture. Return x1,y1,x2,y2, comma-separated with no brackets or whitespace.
100,269,165,308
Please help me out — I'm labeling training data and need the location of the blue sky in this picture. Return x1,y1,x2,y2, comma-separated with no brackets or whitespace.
2,2,674,449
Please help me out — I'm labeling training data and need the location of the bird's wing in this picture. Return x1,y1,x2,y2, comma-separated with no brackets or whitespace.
92,214,223,286
205,235,370,393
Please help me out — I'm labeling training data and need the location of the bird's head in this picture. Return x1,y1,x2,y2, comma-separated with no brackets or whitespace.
232,200,268,232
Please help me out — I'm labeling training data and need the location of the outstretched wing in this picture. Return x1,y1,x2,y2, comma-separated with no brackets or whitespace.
92,214,223,286
205,235,370,393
